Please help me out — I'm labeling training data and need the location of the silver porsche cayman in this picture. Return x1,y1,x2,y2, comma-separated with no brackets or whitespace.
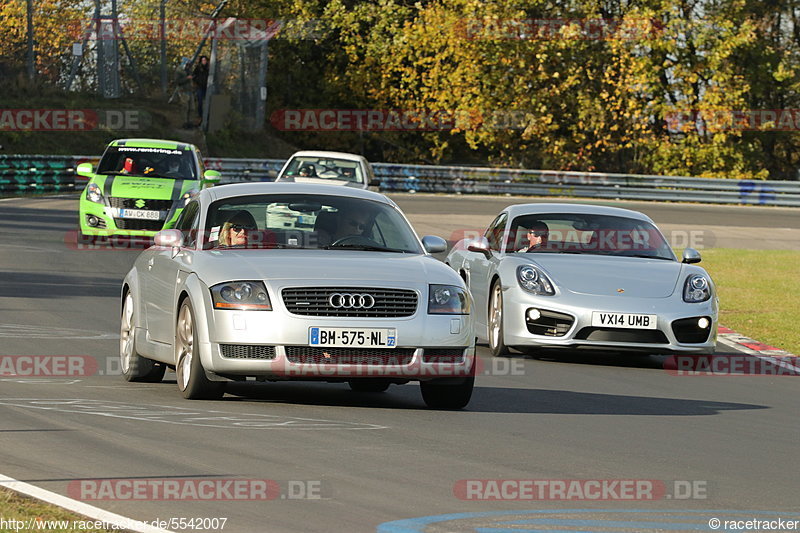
120,183,475,409
445,203,718,357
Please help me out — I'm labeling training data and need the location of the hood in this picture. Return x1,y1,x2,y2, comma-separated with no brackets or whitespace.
102,175,188,199
190,249,459,287
528,254,682,298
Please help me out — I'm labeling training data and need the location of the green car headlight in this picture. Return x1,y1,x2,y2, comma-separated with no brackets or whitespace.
428,284,470,315
211,281,272,311
86,183,104,204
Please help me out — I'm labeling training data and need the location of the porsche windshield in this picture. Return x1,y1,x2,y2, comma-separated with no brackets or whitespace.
97,146,197,180
507,213,676,260
204,194,422,253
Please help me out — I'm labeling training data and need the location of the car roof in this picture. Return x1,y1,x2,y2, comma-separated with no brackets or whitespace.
503,203,655,223
203,182,395,205
108,138,197,150
287,151,368,163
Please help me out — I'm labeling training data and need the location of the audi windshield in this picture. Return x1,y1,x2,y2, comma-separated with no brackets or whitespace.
202,194,423,253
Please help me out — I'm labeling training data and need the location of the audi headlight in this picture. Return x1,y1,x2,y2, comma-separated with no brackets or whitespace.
683,274,711,303
428,284,470,315
211,281,272,310
517,265,555,295
86,183,104,204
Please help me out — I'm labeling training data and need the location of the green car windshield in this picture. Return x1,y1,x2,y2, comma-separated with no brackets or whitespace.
97,146,197,180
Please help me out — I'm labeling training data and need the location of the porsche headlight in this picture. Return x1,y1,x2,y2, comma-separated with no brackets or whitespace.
683,274,711,303
517,265,555,295
211,281,272,310
428,284,470,315
85,183,104,204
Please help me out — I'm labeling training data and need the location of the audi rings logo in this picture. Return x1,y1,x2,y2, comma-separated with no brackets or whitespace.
328,293,376,309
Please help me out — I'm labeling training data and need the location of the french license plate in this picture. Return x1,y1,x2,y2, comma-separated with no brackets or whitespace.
591,312,657,329
309,327,397,348
118,209,162,220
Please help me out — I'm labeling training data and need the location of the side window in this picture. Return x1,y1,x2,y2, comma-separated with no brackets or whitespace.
485,213,508,251
176,201,200,247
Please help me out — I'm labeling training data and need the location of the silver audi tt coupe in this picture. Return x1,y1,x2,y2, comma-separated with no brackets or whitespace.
445,203,718,357
120,183,475,408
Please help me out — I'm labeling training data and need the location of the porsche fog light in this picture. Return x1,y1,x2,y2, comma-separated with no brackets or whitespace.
698,317,710,329
212,281,271,310
517,265,555,296
527,308,542,321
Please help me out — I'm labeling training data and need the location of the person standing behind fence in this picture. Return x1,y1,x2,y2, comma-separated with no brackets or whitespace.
191,56,210,123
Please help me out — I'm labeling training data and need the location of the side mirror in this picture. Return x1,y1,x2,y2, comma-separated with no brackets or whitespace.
76,162,93,177
421,235,447,254
467,236,492,258
682,247,702,264
202,169,221,187
154,229,184,258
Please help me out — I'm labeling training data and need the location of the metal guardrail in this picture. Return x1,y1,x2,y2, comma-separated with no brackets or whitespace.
2,155,799,206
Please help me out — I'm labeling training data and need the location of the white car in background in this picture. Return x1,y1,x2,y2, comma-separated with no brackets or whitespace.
275,151,376,189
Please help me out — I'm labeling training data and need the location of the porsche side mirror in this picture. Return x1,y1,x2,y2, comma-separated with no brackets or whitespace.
682,247,702,264
467,237,492,259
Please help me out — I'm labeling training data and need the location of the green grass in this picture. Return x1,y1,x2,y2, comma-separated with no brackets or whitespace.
699,248,800,354
0,488,114,532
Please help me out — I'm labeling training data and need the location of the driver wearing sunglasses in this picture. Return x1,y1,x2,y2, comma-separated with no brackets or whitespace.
518,221,549,252
332,211,370,242
219,210,258,247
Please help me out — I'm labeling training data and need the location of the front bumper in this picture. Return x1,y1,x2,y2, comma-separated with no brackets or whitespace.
196,287,476,381
501,286,718,354
79,199,181,237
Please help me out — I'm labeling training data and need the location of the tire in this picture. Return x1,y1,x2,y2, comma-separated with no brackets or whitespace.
420,376,475,410
488,280,510,357
175,299,225,400
120,292,166,383
348,379,391,393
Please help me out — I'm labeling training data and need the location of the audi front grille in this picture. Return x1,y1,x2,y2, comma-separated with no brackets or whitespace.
282,287,418,317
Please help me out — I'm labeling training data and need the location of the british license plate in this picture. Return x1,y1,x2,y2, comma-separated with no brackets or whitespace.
591,312,657,329
309,327,397,348
118,209,161,220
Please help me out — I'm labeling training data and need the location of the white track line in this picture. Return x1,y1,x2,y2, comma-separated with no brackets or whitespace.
0,473,172,533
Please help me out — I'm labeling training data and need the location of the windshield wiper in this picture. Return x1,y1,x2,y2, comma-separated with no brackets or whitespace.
623,254,674,260
325,243,410,253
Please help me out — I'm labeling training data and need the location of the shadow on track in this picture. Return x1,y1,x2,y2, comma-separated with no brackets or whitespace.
207,380,765,416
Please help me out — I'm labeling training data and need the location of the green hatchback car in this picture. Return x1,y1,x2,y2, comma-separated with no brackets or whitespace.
78,139,220,237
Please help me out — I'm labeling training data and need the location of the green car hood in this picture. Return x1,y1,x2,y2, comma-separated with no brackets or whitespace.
100,175,195,199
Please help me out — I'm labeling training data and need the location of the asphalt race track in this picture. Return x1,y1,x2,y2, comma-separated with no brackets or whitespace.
0,194,798,533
